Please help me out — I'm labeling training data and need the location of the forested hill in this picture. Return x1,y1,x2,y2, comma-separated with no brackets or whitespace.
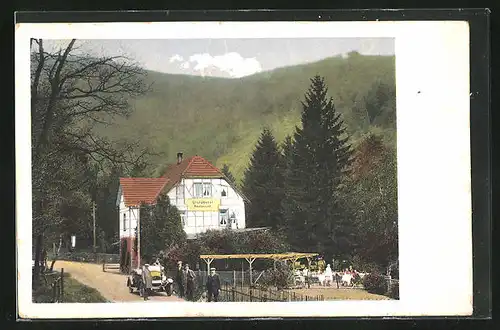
97,52,396,182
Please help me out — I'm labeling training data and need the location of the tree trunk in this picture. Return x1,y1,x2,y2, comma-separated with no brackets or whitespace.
49,235,63,272
33,234,42,287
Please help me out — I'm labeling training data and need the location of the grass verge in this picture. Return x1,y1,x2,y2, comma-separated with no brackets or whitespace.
32,271,108,303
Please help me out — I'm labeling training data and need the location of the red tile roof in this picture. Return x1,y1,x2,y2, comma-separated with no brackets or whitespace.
119,155,247,206
161,155,223,192
119,178,169,207
183,155,224,178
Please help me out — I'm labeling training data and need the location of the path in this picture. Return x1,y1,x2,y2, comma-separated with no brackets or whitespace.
53,261,185,303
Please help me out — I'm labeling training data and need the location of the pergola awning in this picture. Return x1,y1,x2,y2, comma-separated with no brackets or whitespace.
200,252,318,261
199,252,319,286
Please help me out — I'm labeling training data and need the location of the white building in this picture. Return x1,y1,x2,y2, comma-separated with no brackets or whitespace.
116,153,247,265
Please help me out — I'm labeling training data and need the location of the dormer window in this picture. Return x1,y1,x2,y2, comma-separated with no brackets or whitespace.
221,185,228,197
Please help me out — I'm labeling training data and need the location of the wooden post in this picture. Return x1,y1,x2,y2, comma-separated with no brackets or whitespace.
61,268,64,302
241,262,244,288
137,207,141,268
52,281,56,302
249,288,253,302
246,258,255,287
233,269,236,288
92,201,96,254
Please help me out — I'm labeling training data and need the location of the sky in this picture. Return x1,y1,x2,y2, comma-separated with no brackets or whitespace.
46,38,394,78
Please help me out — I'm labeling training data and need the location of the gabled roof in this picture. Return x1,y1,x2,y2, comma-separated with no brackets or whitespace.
119,178,169,207
162,155,250,202
162,155,224,192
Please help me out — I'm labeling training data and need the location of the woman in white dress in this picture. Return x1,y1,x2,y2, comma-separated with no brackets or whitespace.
324,264,333,286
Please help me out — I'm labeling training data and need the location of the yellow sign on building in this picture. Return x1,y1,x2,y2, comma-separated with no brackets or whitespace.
185,198,220,212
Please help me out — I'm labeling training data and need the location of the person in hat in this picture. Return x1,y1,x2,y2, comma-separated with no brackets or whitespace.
183,263,196,301
141,264,153,301
175,261,184,298
206,267,221,302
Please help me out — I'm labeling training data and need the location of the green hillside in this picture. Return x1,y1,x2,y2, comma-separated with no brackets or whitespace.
97,52,396,183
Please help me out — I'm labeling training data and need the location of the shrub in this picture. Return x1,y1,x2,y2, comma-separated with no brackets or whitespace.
362,272,387,295
258,262,294,290
387,281,399,299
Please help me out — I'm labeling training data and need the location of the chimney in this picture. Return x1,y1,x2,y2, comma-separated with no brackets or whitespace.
177,152,183,164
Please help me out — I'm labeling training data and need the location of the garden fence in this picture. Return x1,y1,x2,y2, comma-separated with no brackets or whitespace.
51,268,65,303
218,282,324,302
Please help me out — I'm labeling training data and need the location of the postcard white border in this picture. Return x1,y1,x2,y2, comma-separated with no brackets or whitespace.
15,20,472,318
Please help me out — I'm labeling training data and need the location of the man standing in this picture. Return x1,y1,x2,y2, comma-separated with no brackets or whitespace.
183,263,196,301
206,267,221,302
141,264,153,301
176,261,184,298
303,267,310,289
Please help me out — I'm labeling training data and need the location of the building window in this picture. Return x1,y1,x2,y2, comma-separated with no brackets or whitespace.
203,183,212,197
221,185,228,197
219,209,228,226
176,184,185,202
194,183,203,197
194,182,212,198
230,211,237,223
180,211,186,227
123,213,127,231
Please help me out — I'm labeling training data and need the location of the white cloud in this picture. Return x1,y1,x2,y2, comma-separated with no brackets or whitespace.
187,52,262,78
169,54,184,63
181,61,190,69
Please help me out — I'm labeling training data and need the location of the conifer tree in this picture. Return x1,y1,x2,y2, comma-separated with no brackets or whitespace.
221,164,237,186
242,128,285,229
282,75,353,257
139,194,185,261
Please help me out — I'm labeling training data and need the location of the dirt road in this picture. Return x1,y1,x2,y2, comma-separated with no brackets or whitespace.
53,261,185,303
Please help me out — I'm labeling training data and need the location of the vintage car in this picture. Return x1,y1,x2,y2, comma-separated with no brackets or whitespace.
127,265,174,296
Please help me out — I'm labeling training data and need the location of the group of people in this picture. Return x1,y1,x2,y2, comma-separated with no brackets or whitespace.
294,264,363,287
175,261,221,302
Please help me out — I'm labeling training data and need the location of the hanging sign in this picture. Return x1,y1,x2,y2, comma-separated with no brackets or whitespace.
185,198,220,212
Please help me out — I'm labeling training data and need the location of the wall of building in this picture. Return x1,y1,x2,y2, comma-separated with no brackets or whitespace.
168,177,246,237
117,177,246,243
117,192,140,239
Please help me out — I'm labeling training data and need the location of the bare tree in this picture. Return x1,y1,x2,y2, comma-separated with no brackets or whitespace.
30,39,155,285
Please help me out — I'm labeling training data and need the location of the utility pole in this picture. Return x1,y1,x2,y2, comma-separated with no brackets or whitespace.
92,201,96,253
129,206,132,273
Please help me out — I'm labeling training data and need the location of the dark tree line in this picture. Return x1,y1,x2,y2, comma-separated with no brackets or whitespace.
30,39,156,285
242,75,398,271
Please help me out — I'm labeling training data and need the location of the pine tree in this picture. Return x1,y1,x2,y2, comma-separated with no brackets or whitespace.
277,135,294,231
242,127,285,229
221,164,237,186
157,193,187,250
282,75,353,258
